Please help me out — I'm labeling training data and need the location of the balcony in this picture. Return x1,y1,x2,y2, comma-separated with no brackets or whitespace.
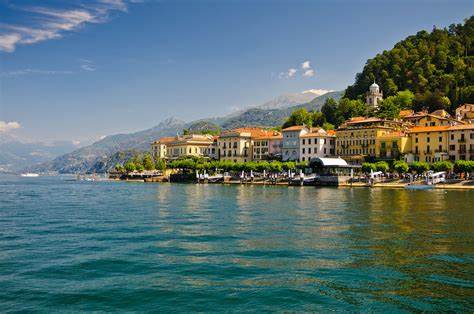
458,138,466,143
458,149,467,154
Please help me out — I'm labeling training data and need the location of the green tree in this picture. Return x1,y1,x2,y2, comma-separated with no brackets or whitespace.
282,108,313,129
375,161,390,173
311,111,325,127
376,90,415,119
344,17,474,110
124,161,136,173
321,97,337,125
431,160,453,172
322,122,335,131
155,158,166,171
409,161,430,174
393,160,409,174
114,163,125,173
136,164,145,172
362,163,377,173
143,154,155,170
335,98,365,126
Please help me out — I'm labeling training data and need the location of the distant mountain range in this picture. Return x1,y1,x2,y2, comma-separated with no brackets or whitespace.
0,135,79,173
24,90,342,174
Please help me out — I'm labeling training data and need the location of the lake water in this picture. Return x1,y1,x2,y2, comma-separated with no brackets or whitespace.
0,175,473,311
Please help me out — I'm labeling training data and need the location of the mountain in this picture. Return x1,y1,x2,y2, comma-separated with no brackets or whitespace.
0,137,79,173
221,91,342,129
344,16,474,112
254,90,332,110
27,91,342,174
27,117,186,174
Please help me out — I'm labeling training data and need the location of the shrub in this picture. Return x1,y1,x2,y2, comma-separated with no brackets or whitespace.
392,160,409,174
409,161,430,174
431,160,453,172
362,162,376,173
375,161,389,173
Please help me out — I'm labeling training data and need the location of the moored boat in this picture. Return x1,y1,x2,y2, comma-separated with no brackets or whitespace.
20,173,39,177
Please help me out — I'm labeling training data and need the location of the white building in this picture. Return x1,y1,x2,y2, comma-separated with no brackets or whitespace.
299,128,336,162
282,125,309,161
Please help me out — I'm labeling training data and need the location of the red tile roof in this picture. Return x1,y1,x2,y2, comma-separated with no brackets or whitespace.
282,125,308,131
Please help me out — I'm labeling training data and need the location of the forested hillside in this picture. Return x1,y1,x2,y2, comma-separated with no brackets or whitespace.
345,16,473,112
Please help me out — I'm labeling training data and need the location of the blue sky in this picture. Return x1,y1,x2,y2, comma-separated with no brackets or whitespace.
0,0,472,144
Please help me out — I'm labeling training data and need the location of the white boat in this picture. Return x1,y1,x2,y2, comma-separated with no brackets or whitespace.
20,173,39,177
405,184,434,190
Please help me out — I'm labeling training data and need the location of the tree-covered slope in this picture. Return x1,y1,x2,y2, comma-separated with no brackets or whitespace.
345,16,473,111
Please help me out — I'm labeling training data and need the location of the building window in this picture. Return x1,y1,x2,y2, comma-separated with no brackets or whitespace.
308,148,311,154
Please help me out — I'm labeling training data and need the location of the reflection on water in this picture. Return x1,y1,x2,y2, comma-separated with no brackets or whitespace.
0,176,473,311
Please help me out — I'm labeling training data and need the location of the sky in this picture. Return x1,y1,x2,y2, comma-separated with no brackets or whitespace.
0,0,472,145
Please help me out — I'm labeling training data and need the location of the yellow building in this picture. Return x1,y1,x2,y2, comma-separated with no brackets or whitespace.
336,117,406,162
455,104,474,123
406,124,474,163
151,134,214,160
375,132,411,160
217,128,271,162
406,126,451,163
447,124,474,161
151,137,174,159
401,110,462,127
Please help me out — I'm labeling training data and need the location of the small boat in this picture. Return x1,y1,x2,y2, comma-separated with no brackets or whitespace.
405,184,435,190
20,173,39,177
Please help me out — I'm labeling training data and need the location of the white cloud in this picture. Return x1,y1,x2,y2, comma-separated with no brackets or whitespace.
277,60,316,79
0,1,141,53
301,60,311,70
279,68,297,79
0,34,21,52
0,121,21,133
287,68,297,78
0,69,73,77
80,59,96,71
303,69,315,77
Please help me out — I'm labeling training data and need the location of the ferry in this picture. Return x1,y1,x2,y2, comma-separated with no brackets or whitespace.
20,173,39,177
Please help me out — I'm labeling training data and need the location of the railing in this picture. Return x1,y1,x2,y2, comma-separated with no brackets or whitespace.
458,139,466,143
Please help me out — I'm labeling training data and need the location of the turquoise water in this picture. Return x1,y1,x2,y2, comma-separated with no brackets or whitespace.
0,175,473,312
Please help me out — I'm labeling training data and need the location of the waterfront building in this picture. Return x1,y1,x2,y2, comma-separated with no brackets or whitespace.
447,124,474,161
406,126,451,162
217,127,270,162
207,136,219,160
366,81,383,109
252,131,282,161
401,110,462,126
299,128,336,162
455,104,474,123
151,137,174,159
336,117,406,162
282,125,310,161
375,131,411,160
151,134,214,160
406,124,474,162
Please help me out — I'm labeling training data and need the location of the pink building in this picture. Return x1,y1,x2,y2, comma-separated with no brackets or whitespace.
252,131,283,160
